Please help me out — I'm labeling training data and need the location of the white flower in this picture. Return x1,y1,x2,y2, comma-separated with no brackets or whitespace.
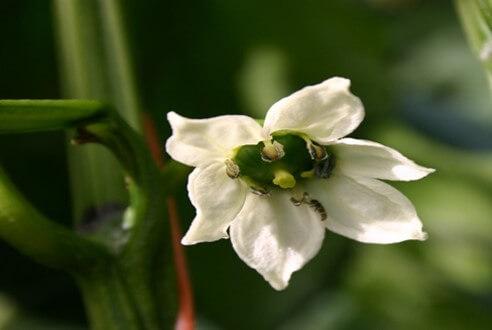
165,77,434,290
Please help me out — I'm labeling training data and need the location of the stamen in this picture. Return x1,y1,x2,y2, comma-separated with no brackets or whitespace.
225,159,240,179
314,154,336,179
306,198,327,221
290,192,305,206
300,169,315,178
289,191,327,221
261,140,285,162
250,186,272,196
307,142,328,161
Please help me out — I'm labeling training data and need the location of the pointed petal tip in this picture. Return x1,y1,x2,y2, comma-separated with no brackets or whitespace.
166,111,180,123
164,112,183,157
260,269,291,291
180,236,193,246
415,230,429,241
323,76,351,89
269,278,289,291
180,231,199,245
391,164,436,181
181,231,230,246
414,166,436,178
426,167,436,175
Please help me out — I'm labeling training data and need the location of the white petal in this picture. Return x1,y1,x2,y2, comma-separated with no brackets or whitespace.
305,174,427,244
165,112,263,167
182,163,248,245
230,191,325,290
263,77,364,143
333,138,435,181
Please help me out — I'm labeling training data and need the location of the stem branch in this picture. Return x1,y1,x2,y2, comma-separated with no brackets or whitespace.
0,165,110,271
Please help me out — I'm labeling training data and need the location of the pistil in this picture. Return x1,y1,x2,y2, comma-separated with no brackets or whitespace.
272,169,296,188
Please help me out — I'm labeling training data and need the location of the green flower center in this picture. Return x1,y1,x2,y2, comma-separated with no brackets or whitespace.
232,133,335,192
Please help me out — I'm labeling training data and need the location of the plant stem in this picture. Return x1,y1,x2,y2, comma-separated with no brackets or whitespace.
76,264,149,330
143,115,195,330
48,0,189,327
0,99,110,133
52,0,129,226
0,97,190,327
0,165,110,271
99,0,142,129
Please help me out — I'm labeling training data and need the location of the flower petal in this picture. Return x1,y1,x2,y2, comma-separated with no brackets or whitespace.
333,138,435,181
305,174,427,244
230,191,325,290
263,77,364,143
182,162,248,245
166,111,263,167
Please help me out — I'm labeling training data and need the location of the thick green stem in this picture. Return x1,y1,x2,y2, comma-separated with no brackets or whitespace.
76,124,179,328
0,99,110,133
76,265,152,330
77,116,171,327
99,0,142,129
53,0,134,226
0,165,110,271
42,0,182,327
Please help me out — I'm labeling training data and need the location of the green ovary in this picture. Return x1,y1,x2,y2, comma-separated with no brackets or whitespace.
233,134,319,189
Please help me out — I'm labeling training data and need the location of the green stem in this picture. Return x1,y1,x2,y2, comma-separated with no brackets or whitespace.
53,0,131,226
0,98,187,327
75,265,146,330
99,0,142,130
0,164,109,271
52,0,142,129
77,116,177,327
52,0,109,99
48,0,182,327
0,99,110,133
0,156,171,328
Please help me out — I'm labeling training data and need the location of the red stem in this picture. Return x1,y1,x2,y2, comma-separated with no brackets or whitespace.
142,114,195,330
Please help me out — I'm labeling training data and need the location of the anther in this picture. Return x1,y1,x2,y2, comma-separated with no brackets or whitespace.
261,140,285,162
225,159,240,179
314,154,336,179
250,186,272,196
306,198,327,221
307,142,328,161
290,192,326,221
290,192,307,206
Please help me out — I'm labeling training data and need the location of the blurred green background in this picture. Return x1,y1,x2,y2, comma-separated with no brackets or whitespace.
1,0,492,329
